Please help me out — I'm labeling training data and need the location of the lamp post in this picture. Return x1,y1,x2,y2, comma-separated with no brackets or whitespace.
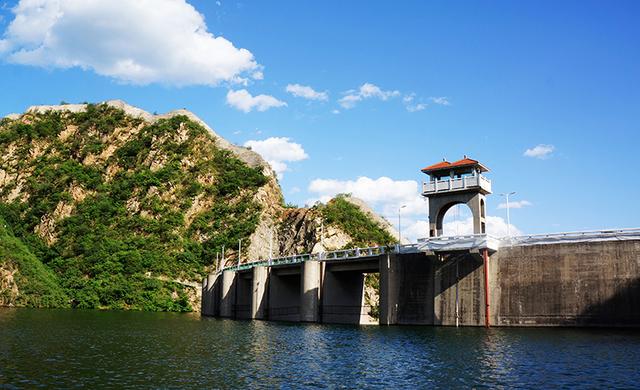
499,192,516,238
398,205,407,244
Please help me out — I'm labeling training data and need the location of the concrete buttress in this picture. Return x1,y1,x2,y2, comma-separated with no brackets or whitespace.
220,270,237,318
251,266,269,319
300,261,322,322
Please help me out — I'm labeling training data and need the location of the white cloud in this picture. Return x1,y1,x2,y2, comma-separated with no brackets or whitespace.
307,176,427,241
430,97,451,106
226,89,287,113
403,93,428,112
331,109,340,114
244,137,308,178
285,84,328,101
337,94,362,109
442,216,521,238
406,103,427,112
404,220,430,242
524,144,555,159
497,200,532,209
403,212,521,241
338,83,400,109
308,176,419,207
0,0,261,86
307,175,523,242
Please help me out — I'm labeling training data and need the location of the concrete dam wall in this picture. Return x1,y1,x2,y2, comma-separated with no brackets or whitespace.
492,240,640,326
202,239,640,327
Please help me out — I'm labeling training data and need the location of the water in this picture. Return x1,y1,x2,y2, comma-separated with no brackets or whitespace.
1,309,640,389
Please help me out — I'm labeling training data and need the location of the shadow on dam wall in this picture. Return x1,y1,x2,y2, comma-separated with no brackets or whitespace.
436,253,482,295
578,278,640,326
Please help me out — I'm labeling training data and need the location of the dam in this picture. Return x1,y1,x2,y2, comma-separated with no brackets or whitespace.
201,230,640,327
202,157,640,327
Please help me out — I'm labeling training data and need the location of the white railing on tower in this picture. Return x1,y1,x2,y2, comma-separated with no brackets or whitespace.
422,174,491,194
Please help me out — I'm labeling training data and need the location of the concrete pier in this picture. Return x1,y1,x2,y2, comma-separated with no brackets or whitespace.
251,266,268,320
201,273,220,316
300,261,321,322
200,278,208,314
220,270,236,318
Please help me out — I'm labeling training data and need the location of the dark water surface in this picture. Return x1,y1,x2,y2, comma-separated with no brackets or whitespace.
1,309,640,389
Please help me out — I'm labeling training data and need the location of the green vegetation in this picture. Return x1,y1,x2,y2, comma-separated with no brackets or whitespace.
0,217,69,308
319,194,395,248
0,104,268,311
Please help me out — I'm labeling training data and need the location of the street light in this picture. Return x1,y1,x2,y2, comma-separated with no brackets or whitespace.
398,205,407,244
499,192,516,238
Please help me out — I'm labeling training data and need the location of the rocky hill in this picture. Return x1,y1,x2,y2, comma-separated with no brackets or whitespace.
0,101,397,311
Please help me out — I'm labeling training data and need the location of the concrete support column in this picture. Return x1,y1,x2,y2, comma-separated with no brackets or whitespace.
379,253,399,325
466,194,486,235
220,270,237,318
433,262,443,325
205,273,219,316
300,260,322,322
201,277,208,314
251,266,269,320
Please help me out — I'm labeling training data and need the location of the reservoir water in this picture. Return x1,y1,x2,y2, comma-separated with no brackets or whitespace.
1,308,639,388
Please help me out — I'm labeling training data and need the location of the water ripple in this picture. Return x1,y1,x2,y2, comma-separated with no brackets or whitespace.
1,309,640,388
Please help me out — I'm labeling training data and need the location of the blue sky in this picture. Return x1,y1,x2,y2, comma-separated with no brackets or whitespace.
0,0,638,240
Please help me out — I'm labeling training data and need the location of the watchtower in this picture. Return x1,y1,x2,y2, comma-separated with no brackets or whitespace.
421,156,492,237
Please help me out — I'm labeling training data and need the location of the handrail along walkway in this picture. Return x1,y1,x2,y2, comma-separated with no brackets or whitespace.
215,228,640,274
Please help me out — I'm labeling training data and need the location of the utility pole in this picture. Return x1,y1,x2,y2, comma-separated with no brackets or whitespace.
398,205,407,243
237,239,242,270
269,230,273,261
500,192,516,238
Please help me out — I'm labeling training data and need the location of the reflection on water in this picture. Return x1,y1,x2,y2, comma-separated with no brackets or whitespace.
1,308,640,388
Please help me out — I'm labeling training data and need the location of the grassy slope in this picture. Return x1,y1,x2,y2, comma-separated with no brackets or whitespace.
0,217,69,307
320,194,395,248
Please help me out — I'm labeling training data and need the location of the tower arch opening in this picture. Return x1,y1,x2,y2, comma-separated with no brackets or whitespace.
439,202,474,236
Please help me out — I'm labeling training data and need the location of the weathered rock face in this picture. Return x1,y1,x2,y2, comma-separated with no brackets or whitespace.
0,100,396,311
276,208,354,256
0,262,19,306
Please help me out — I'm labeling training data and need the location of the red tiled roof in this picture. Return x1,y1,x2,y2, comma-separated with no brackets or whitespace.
421,157,488,173
421,160,452,171
450,157,479,167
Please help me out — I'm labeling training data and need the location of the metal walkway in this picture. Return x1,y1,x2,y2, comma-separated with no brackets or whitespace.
218,228,640,273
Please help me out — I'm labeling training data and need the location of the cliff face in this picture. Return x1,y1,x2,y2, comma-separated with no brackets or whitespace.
0,101,396,311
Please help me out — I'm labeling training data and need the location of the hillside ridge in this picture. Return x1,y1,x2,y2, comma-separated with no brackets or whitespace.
0,100,397,311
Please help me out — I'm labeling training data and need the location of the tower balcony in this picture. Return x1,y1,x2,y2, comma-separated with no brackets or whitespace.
422,174,492,195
